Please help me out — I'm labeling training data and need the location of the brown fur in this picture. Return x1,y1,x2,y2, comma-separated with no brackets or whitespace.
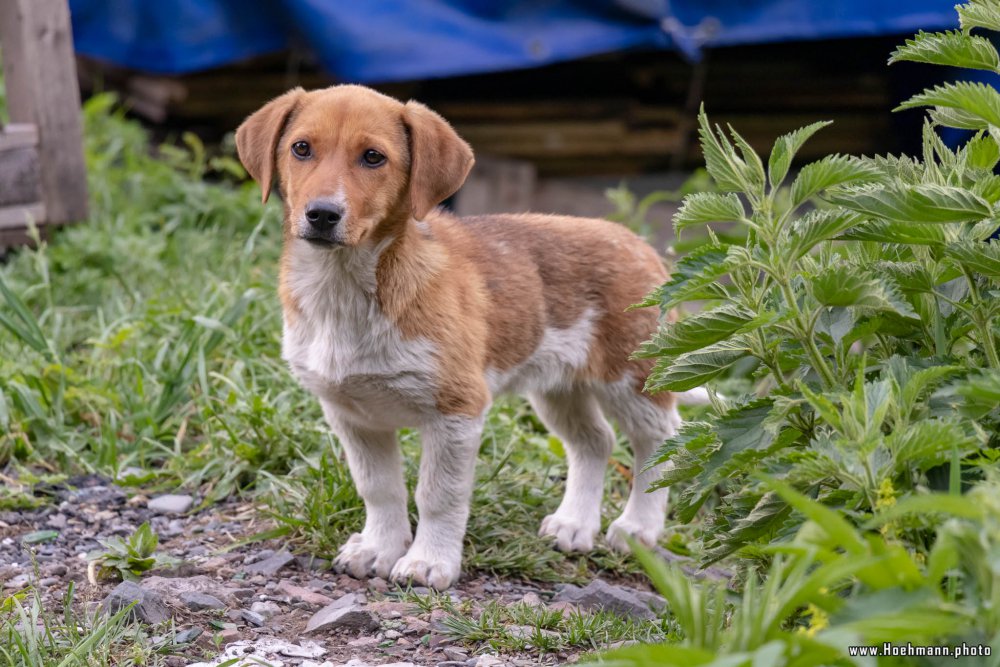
236,85,672,416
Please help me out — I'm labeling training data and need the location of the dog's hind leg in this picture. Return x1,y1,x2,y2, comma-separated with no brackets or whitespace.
530,385,616,552
597,377,681,552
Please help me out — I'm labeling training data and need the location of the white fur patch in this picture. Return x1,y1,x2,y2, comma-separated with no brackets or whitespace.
282,238,438,429
485,308,597,396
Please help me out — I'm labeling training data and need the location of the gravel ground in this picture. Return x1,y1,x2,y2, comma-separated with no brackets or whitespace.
0,474,689,666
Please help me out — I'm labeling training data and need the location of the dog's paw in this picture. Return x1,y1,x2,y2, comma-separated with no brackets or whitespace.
605,516,661,554
389,548,461,590
539,512,599,552
333,532,409,579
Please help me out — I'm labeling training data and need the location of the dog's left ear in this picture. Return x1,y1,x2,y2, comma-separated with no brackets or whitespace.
402,101,475,220
236,87,305,204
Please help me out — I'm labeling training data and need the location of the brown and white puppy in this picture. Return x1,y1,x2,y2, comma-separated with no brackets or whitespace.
236,85,685,590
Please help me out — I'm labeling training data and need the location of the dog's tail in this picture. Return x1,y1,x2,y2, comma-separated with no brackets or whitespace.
675,387,712,406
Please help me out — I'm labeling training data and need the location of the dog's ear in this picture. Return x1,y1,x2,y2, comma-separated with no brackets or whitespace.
402,101,475,220
236,88,305,204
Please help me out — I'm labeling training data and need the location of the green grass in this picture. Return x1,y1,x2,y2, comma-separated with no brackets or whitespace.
0,585,173,666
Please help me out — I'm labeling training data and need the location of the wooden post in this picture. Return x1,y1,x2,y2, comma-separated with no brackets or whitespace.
0,0,87,226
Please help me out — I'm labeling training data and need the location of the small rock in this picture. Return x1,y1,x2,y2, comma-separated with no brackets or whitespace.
443,647,468,661
277,580,334,606
347,636,380,648
251,600,282,620
520,592,543,607
552,579,659,620
368,576,389,593
241,609,266,627
174,627,203,643
384,629,402,639
179,591,227,611
3,573,32,589
102,581,170,624
305,593,377,633
244,550,296,577
147,494,194,515
474,656,505,667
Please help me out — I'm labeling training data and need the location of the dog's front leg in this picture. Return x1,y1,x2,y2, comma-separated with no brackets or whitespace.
324,404,412,579
390,414,483,590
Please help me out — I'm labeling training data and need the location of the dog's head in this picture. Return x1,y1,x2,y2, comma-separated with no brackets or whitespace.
236,85,474,248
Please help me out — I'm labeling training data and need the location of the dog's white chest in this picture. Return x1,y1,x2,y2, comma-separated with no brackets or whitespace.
281,247,439,427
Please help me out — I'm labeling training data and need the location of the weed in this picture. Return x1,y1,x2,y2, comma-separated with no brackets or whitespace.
89,522,179,582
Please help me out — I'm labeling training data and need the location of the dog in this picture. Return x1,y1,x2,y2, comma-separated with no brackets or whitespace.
236,85,684,590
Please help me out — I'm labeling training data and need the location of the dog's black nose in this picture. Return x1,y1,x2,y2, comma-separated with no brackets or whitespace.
305,203,343,230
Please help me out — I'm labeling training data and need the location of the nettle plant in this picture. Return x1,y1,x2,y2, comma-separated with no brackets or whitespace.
639,0,1000,564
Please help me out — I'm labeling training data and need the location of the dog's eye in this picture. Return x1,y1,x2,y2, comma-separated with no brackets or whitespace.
362,149,386,167
291,141,311,159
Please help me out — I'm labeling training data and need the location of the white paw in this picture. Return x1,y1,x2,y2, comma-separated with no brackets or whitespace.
539,512,599,552
605,516,662,553
333,532,410,579
389,547,461,590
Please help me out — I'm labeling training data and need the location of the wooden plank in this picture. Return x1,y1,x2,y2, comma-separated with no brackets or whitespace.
0,0,88,225
0,145,41,205
0,202,46,229
0,123,39,152
0,224,47,250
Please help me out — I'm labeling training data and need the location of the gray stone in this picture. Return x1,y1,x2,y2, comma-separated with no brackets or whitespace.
179,591,227,611
473,657,505,667
306,593,377,633
142,575,242,606
241,609,266,626
174,627,203,643
147,494,194,515
102,581,170,624
251,600,282,620
244,550,295,576
552,579,660,620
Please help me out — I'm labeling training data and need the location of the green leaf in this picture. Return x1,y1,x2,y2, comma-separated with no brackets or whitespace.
944,239,1000,278
887,420,977,470
963,130,1000,170
646,336,751,392
22,530,59,545
897,81,1000,128
768,121,832,189
760,476,868,556
839,220,946,245
809,264,913,314
636,304,757,357
957,0,1000,33
672,192,746,234
697,107,756,194
789,155,882,206
642,243,740,310
929,105,993,130
646,420,717,470
827,183,991,224
785,209,864,260
889,30,1000,71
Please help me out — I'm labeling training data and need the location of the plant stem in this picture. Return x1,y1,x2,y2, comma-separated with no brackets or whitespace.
778,280,837,390
963,268,1000,369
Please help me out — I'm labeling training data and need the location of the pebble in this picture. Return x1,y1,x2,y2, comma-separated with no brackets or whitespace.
147,494,194,515
244,550,296,577
241,609,267,627
251,600,282,620
102,581,170,624
552,579,662,620
179,591,227,611
305,593,377,633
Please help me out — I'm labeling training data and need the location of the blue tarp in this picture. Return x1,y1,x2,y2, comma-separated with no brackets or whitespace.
68,1,957,82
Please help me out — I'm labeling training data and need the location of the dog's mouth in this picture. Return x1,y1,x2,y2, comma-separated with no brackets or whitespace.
300,235,343,248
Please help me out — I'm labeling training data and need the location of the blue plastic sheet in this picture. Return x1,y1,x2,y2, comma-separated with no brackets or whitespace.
68,0,957,82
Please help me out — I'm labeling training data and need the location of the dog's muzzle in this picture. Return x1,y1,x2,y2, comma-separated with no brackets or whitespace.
300,201,345,246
